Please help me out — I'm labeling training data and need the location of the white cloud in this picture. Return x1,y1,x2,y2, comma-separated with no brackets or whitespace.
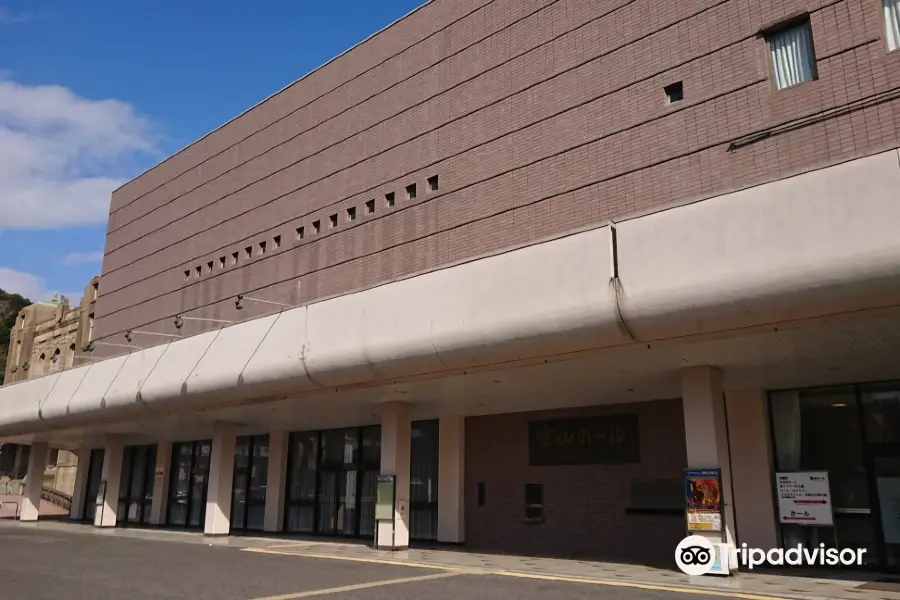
0,7,32,25
0,266,80,303
0,78,158,230
61,251,104,265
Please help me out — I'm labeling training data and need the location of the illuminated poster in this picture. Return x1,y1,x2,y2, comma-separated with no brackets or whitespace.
684,468,723,533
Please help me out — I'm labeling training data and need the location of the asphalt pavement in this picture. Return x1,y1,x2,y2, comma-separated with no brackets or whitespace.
0,526,762,600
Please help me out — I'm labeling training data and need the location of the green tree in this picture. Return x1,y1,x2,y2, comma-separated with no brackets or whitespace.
0,290,32,385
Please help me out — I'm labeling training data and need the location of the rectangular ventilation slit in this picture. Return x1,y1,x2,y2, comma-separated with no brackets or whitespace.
218,256,226,269
245,246,252,259
273,235,281,249
184,270,191,281
329,214,338,228
385,192,395,207
366,199,375,214
296,226,305,240
428,175,439,191
232,252,239,265
195,266,202,278
312,220,321,234
405,184,416,200
258,241,267,255
206,261,213,274
346,207,356,222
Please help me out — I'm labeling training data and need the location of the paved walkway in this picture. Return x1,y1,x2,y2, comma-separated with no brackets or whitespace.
0,494,69,519
5,520,899,600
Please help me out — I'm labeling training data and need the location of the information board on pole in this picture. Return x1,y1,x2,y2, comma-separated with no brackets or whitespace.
374,475,395,521
776,471,833,526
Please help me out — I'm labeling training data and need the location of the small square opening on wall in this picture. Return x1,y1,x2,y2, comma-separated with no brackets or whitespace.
366,199,375,214
405,184,416,200
525,482,544,522
428,174,439,191
296,226,305,240
258,241,267,255
664,81,683,104
273,235,281,249
312,220,321,234
346,206,356,222
385,192,395,207
232,251,239,265
329,213,338,228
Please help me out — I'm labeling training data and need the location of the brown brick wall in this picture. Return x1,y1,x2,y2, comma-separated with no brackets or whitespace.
93,0,900,345
464,399,687,565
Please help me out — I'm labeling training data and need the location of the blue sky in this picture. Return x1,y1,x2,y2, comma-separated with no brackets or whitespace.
0,0,422,302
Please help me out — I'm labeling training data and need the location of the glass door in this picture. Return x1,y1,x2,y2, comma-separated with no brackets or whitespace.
82,448,105,522
230,435,269,532
769,387,879,560
872,448,900,568
116,445,157,526
188,441,211,528
284,432,318,533
166,440,211,528
862,383,900,569
317,428,358,536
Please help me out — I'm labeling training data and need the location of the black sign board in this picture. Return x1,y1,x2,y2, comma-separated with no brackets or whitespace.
528,414,640,466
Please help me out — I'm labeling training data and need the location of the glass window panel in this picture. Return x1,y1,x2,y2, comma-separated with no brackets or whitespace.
84,449,104,521
118,446,133,499
129,446,148,499
287,432,318,503
143,446,157,506
361,426,381,467
861,382,900,444
167,443,193,526
359,471,377,537
770,387,878,562
410,421,439,505
286,505,315,533
768,21,816,90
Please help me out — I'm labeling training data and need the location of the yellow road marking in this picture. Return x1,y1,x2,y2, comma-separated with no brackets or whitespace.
497,571,789,600
243,547,445,570
247,571,462,600
247,546,794,600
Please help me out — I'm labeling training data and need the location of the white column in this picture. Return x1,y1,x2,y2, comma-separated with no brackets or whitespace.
437,416,465,543
204,423,236,536
149,442,172,525
376,402,411,550
68,448,91,521
21,442,49,522
94,436,124,528
725,389,778,551
264,431,288,532
681,366,737,570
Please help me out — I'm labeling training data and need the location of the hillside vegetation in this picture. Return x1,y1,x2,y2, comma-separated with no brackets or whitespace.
0,290,31,385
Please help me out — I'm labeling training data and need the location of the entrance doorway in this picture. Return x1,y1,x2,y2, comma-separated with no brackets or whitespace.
230,435,269,532
117,445,157,526
82,448,104,522
283,422,439,540
166,440,211,528
770,381,900,571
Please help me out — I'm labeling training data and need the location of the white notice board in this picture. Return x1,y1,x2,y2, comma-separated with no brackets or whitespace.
776,471,833,526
